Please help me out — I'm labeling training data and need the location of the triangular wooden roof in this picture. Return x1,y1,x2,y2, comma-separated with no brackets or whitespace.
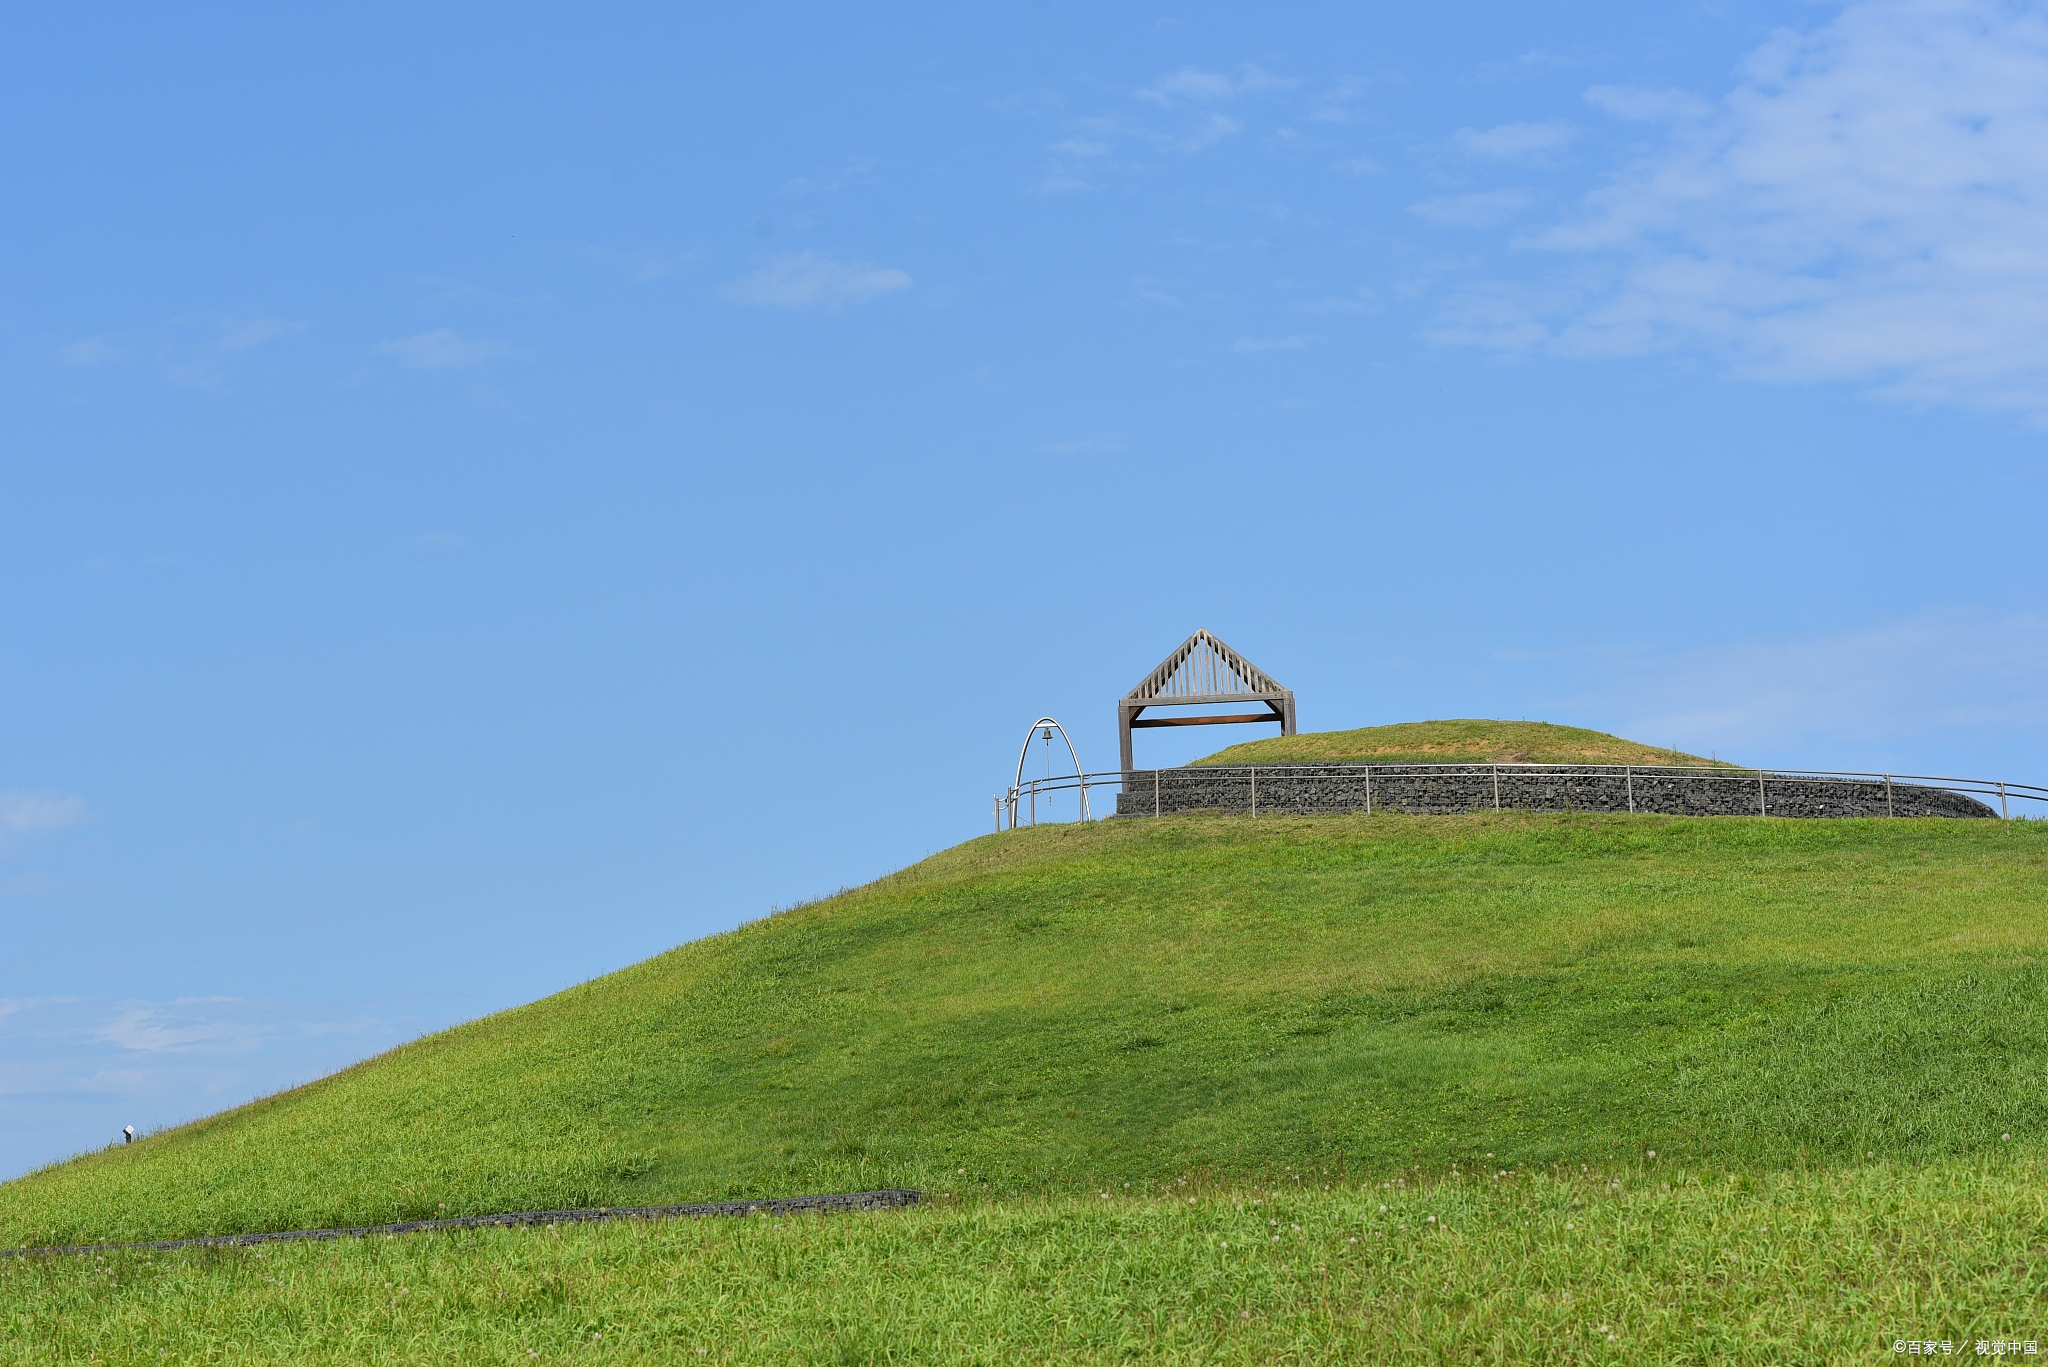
1124,629,1291,707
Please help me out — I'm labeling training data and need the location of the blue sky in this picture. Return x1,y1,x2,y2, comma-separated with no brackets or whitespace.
6,0,2048,1178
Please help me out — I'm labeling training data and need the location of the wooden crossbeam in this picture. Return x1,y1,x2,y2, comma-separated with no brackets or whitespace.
1129,713,1283,729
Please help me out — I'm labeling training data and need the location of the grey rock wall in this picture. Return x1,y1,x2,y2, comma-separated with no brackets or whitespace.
1110,765,1997,820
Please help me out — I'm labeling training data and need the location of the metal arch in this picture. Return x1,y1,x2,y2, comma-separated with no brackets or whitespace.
1012,718,1091,825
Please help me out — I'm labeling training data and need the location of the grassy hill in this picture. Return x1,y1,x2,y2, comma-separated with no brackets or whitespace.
1195,720,1733,768
6,810,2047,1361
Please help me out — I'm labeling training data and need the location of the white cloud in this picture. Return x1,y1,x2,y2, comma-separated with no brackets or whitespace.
0,995,424,1177
1158,113,1242,155
778,155,880,197
721,252,912,309
0,997,78,1025
1332,157,1384,177
0,792,86,836
95,1000,266,1055
375,328,510,370
1411,189,1532,227
1039,434,1124,454
1039,69,1274,185
1033,174,1089,195
53,337,117,366
1467,0,2048,418
1454,121,1577,162
1581,611,2048,766
1234,335,1314,352
1583,85,1711,122
1050,133,1113,159
1300,288,1379,315
1127,275,1183,307
1135,65,1290,107
217,317,304,351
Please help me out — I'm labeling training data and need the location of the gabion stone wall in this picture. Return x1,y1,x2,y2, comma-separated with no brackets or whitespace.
1110,765,1997,820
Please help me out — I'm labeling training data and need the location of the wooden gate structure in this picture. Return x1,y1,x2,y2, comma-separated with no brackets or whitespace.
1118,629,1296,777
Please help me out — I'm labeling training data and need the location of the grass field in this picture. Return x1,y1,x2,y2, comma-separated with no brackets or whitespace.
1196,719,1732,768
6,1161,2044,1364
5,808,2046,1360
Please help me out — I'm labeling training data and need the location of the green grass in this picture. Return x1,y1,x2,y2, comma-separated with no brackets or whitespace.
6,1160,2044,1364
6,813,2045,1247
6,811,2047,1360
1195,720,1733,768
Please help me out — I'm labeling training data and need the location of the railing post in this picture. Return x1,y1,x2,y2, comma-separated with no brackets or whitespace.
1492,764,1500,812
1886,775,1893,818
2001,781,2010,819
1758,768,1766,816
1154,769,1161,818
1625,765,1634,815
1364,764,1372,816
1250,765,1257,819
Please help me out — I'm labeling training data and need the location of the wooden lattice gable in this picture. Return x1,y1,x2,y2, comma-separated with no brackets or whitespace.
1124,629,1289,707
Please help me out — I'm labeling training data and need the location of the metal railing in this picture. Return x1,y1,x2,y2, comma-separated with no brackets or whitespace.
996,763,2048,830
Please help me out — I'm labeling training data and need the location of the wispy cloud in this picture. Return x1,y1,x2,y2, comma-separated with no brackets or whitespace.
0,792,86,836
162,316,306,387
1445,0,2048,419
1156,113,1242,155
216,317,303,351
0,997,79,1026
1036,64,1292,189
0,995,430,1177
53,337,118,366
1049,111,1245,166
1331,157,1384,177
1135,65,1291,107
95,1000,268,1055
375,328,510,370
1410,189,1532,228
721,252,912,309
779,155,880,196
1039,433,1124,454
1299,289,1379,315
1234,335,1315,353
1309,78,1377,124
1583,85,1710,122
1575,611,2048,766
1454,121,1576,162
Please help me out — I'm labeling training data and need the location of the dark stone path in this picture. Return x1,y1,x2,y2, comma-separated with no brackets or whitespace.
0,1188,923,1258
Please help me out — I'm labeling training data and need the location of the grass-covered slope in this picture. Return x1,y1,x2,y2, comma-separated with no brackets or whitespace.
1196,719,1731,768
5,812,2046,1251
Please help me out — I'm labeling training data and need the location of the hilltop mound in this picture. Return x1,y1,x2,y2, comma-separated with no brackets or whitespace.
1196,719,1730,768
4,813,2044,1249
